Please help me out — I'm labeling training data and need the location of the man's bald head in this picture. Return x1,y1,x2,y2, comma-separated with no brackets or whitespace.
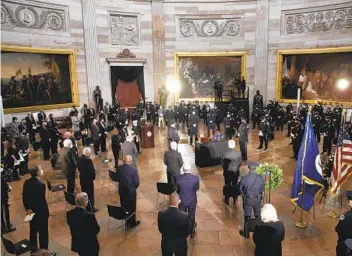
169,192,180,206
123,155,133,165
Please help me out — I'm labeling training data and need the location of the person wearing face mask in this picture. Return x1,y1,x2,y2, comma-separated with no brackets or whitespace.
91,119,100,155
207,108,217,138
25,112,37,143
158,106,165,128
224,112,234,139
335,191,352,256
16,125,30,174
132,120,141,153
39,122,51,160
60,139,77,194
165,106,175,126
214,105,222,131
188,107,199,145
22,166,56,255
322,117,335,155
98,118,107,152
257,116,269,151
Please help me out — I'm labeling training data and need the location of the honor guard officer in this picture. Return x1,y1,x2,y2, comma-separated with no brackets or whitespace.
238,118,250,161
214,105,222,131
174,102,181,124
257,116,269,151
325,107,333,120
202,102,210,125
165,106,175,126
286,110,294,137
276,105,285,131
299,103,309,124
333,103,343,136
146,102,153,122
136,98,144,117
312,111,322,143
239,162,264,238
224,112,234,139
291,116,303,160
253,90,263,109
335,191,352,256
322,117,335,155
252,105,261,129
206,109,217,138
188,108,199,145
286,103,293,114
179,103,187,129
153,102,160,125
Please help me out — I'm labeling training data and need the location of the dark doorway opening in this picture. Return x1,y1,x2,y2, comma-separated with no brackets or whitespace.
110,66,145,108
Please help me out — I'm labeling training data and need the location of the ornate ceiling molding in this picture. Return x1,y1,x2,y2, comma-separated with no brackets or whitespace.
1,0,69,33
282,3,352,34
178,17,241,38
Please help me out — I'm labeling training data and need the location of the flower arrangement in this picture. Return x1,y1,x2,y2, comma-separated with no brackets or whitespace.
255,162,283,190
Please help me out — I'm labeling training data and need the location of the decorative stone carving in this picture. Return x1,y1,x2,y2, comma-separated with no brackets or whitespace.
179,18,241,38
109,13,139,46
117,49,136,58
1,0,67,31
283,5,352,34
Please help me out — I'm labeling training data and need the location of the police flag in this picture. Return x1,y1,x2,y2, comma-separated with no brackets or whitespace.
291,114,324,212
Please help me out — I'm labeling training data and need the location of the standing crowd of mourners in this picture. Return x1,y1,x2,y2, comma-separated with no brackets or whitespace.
2,82,352,256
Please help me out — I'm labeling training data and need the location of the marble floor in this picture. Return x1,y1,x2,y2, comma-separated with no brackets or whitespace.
2,122,351,256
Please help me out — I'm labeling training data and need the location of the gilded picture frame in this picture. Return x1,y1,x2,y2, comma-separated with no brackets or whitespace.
174,51,247,101
1,45,79,114
276,46,352,107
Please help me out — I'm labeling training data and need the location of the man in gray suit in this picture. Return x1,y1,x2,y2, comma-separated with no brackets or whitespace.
163,141,183,190
91,119,100,155
167,121,179,149
221,139,242,204
59,139,77,194
238,118,250,161
121,136,138,168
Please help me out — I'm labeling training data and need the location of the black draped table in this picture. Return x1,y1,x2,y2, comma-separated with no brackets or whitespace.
195,140,229,167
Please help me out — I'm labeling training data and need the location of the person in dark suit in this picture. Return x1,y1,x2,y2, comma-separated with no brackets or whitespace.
91,119,100,155
167,121,180,148
16,128,29,174
253,204,285,256
39,122,51,160
22,166,55,255
158,192,190,256
176,163,199,238
25,112,36,143
335,191,352,256
221,139,242,205
59,139,77,194
67,192,100,256
117,155,140,228
1,174,16,234
37,109,46,125
111,127,122,162
98,118,107,152
121,136,138,168
164,141,184,190
77,148,98,213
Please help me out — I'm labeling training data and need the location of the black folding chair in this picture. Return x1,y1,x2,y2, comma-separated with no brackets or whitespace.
108,169,119,194
107,205,137,238
156,182,174,208
47,180,66,204
1,235,36,256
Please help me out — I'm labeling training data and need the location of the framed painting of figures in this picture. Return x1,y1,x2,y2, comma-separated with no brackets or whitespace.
1,45,79,114
174,52,246,100
276,46,352,106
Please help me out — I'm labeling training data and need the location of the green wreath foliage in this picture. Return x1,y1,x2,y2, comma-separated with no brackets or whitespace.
255,162,283,190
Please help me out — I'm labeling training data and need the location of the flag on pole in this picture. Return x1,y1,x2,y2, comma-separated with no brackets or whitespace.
291,114,324,212
51,58,62,82
330,111,352,195
15,68,22,77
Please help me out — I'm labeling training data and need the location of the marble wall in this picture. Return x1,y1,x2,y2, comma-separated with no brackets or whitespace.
2,0,352,122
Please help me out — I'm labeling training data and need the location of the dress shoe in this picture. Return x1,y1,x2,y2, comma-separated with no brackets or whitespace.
128,221,141,229
239,230,249,239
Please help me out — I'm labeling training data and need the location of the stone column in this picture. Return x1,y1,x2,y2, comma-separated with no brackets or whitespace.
81,0,101,106
152,0,166,104
254,0,269,103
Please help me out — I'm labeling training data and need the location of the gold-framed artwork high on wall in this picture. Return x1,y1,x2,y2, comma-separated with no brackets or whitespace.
174,51,247,101
276,46,352,107
1,45,79,114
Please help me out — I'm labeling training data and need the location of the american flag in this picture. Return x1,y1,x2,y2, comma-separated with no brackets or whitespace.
330,113,352,195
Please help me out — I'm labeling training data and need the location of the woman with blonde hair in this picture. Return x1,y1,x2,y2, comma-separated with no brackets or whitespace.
253,204,285,256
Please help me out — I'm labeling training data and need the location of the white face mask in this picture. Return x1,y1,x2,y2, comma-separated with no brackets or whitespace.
192,112,195,115
227,115,230,117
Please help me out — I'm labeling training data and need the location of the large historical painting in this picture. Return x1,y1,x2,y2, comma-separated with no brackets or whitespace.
276,47,352,105
1,46,79,113
175,52,245,99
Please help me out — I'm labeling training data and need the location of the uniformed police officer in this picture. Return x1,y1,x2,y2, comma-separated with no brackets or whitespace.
291,117,303,160
165,106,175,126
276,105,285,131
325,107,333,120
257,116,269,151
238,118,250,161
335,191,352,256
214,105,222,131
188,108,199,145
202,102,210,125
322,117,335,155
333,103,343,137
252,105,261,129
312,111,322,143
224,112,234,139
286,110,294,137
253,90,263,109
299,103,309,124
146,102,153,122
207,109,216,138
239,162,264,238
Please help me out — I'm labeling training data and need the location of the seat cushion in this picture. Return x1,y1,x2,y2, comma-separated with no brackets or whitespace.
14,239,34,255
52,184,66,192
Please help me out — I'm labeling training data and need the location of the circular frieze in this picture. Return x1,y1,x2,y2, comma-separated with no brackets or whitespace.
180,21,196,37
1,8,6,24
47,12,64,30
201,20,218,37
147,131,152,137
15,6,39,28
224,21,240,36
